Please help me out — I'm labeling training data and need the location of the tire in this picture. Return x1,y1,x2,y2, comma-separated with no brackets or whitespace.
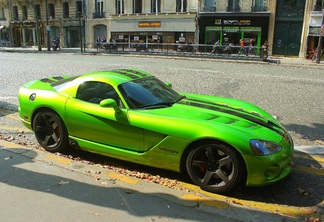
186,143,244,193
33,110,69,153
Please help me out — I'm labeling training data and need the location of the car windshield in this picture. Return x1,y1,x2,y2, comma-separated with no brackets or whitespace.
118,77,183,109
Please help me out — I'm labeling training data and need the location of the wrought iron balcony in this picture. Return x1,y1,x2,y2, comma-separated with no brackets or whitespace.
251,5,268,12
313,4,324,11
93,12,105,19
226,6,240,12
201,6,216,12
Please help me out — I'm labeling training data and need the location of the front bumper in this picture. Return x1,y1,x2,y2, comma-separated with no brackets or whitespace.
244,137,294,187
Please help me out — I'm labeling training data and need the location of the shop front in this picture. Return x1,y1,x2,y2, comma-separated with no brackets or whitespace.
199,13,269,53
306,12,324,59
62,21,84,48
109,14,196,49
10,20,44,47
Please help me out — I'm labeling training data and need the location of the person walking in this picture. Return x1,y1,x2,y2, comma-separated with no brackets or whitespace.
238,39,247,56
96,36,101,51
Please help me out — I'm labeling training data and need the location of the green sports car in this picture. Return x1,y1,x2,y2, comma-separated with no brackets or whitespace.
18,69,294,193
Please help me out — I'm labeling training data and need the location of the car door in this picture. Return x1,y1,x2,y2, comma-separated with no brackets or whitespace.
65,81,145,152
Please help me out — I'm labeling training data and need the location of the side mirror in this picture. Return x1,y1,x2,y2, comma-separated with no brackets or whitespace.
165,82,172,88
99,99,122,113
100,98,117,108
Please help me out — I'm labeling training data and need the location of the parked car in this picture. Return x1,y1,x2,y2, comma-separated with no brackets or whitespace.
18,69,294,193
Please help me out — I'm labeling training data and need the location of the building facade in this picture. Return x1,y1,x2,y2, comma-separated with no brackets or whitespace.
0,0,323,58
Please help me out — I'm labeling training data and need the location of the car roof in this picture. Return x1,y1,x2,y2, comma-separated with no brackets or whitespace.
57,69,153,97
78,69,153,86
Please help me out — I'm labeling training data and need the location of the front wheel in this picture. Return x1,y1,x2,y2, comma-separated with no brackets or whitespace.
33,110,69,152
186,143,244,193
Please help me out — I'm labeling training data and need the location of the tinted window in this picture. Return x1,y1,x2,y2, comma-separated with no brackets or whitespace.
76,81,123,106
119,77,181,109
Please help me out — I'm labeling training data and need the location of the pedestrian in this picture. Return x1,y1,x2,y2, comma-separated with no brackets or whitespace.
238,39,247,56
102,36,107,43
56,37,61,50
261,41,269,61
248,38,253,55
96,36,101,51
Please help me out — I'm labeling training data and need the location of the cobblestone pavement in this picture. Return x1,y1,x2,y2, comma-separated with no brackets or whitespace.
1,50,324,221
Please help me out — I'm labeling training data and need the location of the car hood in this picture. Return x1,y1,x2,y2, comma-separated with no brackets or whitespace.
141,93,287,139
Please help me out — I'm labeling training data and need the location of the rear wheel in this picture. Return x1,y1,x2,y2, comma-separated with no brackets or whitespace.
33,110,69,152
186,143,244,193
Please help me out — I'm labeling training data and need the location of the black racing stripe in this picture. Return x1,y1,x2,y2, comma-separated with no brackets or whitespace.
113,70,140,80
179,99,284,136
53,76,64,80
40,78,55,83
122,69,150,78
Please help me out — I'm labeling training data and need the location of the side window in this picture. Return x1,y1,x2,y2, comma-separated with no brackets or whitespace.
76,81,123,107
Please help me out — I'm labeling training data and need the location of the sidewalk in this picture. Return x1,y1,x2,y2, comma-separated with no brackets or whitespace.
1,140,307,222
1,46,323,66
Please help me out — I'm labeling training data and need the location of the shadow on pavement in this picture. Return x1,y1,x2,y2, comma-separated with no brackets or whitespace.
0,147,298,221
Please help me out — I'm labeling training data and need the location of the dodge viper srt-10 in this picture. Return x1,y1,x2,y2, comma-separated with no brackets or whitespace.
18,69,294,193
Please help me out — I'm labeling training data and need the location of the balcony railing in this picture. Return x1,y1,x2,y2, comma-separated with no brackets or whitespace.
313,4,324,11
93,12,105,19
201,6,216,12
251,5,268,12
226,6,240,12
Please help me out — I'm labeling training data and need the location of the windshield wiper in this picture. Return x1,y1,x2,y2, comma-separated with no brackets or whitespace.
140,101,175,109
175,95,186,102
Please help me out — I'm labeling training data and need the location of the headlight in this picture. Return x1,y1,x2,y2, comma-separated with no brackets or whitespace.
250,140,282,156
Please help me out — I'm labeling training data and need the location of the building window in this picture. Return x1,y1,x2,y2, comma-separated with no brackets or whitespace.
252,0,267,11
203,0,216,12
276,0,305,17
63,2,69,18
22,5,28,20
151,0,161,13
76,1,83,16
314,0,324,10
35,4,41,19
0,7,4,20
48,3,55,19
227,0,240,12
133,0,142,13
13,6,19,20
116,0,124,14
96,0,104,15
176,0,187,12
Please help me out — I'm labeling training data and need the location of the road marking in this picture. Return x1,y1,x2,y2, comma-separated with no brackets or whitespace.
181,193,229,209
0,108,20,121
294,152,324,163
102,172,140,184
179,182,309,219
0,125,31,132
294,165,324,176
0,140,25,149
45,153,72,165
